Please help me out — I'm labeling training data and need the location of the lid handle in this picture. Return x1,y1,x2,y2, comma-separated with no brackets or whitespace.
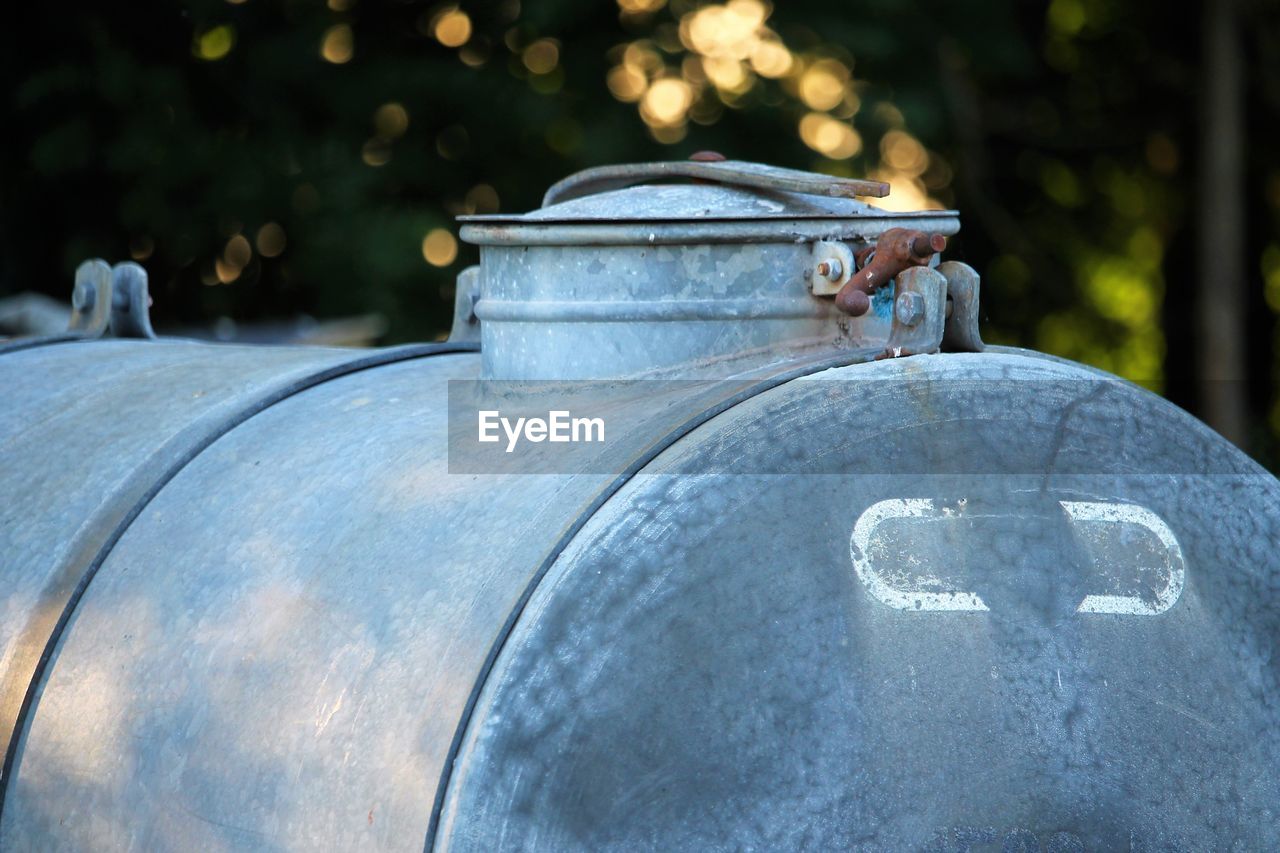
541,159,890,207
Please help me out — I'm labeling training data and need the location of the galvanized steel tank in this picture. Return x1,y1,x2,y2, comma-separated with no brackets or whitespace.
2,160,1279,852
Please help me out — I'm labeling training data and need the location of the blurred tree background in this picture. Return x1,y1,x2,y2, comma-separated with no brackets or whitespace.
2,0,1279,466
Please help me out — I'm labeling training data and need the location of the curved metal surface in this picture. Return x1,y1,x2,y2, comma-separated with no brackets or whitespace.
421,347,907,847
472,243,902,380
0,333,86,355
4,334,1278,851
436,352,1280,851
0,341,474,814
0,340,869,850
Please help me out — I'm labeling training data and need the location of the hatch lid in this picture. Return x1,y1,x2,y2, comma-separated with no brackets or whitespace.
458,158,955,224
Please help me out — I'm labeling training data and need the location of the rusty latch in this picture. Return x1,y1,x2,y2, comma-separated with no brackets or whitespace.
810,232,985,358
834,228,947,317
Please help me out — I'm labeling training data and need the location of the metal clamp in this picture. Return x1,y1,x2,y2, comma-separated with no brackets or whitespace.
66,259,157,340
109,262,156,339
938,261,984,352
875,261,986,358
882,266,948,358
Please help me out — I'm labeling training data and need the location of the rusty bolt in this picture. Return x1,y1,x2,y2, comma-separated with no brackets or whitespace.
911,233,947,257
816,259,843,281
894,290,925,327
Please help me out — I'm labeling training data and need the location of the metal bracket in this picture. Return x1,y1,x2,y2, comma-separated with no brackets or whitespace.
109,262,156,339
448,265,482,344
65,259,157,340
938,260,984,352
67,260,114,336
882,266,948,358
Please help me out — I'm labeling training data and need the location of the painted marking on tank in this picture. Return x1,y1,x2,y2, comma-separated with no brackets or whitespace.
849,498,989,611
1059,500,1185,615
850,498,1185,616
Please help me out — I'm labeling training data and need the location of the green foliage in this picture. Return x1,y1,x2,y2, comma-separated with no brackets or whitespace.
2,0,1279,464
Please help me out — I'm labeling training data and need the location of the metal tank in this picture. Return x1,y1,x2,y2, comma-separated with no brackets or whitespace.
1,159,1278,852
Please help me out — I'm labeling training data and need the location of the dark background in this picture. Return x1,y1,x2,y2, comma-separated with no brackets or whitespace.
3,0,1278,467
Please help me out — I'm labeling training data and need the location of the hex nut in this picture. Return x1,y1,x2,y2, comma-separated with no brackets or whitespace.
894,290,925,327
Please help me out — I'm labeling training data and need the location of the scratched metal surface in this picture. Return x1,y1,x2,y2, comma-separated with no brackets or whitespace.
2,352,487,849
0,341,882,850
461,162,959,382
0,340,361,777
472,243,901,381
438,352,1280,852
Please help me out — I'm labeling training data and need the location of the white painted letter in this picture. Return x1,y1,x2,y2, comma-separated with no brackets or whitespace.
502,417,525,453
574,416,605,443
548,410,570,442
478,410,499,443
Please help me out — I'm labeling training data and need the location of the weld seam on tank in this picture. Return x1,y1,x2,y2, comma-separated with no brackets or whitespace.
423,347,876,852
0,341,478,824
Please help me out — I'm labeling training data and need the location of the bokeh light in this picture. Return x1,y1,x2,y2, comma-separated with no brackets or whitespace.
798,113,861,160
256,223,287,258
422,229,458,266
321,24,354,64
523,39,560,74
193,26,235,61
798,60,849,111
224,234,252,269
641,78,693,127
433,9,472,48
361,138,392,167
374,103,410,138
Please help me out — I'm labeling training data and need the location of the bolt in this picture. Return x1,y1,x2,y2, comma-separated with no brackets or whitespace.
910,233,947,258
72,282,95,312
895,290,925,327
816,259,843,281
